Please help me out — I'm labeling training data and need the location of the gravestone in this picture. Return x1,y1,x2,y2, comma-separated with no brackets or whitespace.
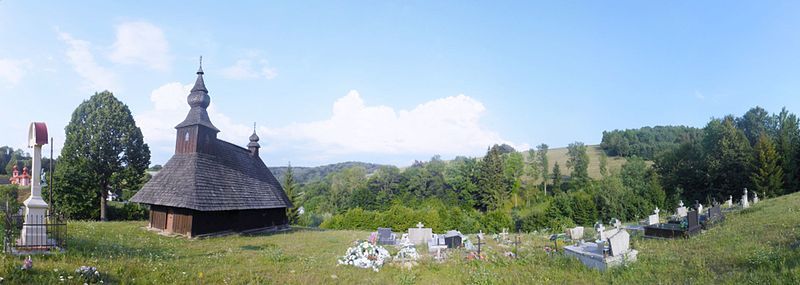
742,188,750,208
566,226,585,240
676,200,688,217
444,230,464,248
377,228,396,245
693,200,703,215
727,195,733,208
408,222,433,245
647,207,660,225
687,210,700,230
595,222,606,242
428,234,447,253
753,191,759,204
611,218,622,229
608,230,630,257
564,227,638,270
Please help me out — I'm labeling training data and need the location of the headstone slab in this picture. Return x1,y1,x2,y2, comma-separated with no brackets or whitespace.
676,206,688,218
408,226,433,245
687,210,700,228
608,230,631,257
567,226,585,240
377,227,396,245
647,214,659,225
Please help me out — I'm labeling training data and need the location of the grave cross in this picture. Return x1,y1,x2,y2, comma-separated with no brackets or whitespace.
416,222,424,228
476,235,486,258
511,235,522,259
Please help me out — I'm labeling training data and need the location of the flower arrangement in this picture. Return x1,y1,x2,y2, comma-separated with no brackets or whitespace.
337,240,391,272
21,256,32,270
76,266,101,283
394,245,419,261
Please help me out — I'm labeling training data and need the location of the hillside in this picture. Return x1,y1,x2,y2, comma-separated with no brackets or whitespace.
3,191,798,283
269,145,633,186
536,144,631,179
270,161,385,185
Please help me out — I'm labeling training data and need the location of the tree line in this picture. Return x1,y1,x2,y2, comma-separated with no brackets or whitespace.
291,106,799,233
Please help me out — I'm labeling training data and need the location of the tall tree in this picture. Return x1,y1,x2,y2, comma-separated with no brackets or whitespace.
552,162,563,192
477,145,507,211
283,162,301,224
704,116,752,200
54,91,150,220
566,142,590,189
736,106,774,146
536,144,549,194
751,134,784,198
774,108,800,193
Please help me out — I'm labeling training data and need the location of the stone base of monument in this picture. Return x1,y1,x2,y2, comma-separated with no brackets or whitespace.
563,242,638,271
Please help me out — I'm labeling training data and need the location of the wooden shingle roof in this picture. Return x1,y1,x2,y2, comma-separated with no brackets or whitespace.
131,140,291,211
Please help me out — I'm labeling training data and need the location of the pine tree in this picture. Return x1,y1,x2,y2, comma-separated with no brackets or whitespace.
283,162,301,224
552,162,562,192
751,134,784,198
477,145,507,211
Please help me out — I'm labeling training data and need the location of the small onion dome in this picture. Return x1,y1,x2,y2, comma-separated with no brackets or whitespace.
248,131,260,148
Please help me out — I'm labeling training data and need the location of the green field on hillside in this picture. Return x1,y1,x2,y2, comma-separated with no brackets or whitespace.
1,192,799,284
534,145,631,180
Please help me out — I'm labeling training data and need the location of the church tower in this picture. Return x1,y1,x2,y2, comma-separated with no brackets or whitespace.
175,57,219,154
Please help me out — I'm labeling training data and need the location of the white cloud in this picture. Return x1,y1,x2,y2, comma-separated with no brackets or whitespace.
137,84,517,164
109,21,171,71
0,58,32,85
58,31,118,92
221,58,277,80
273,90,511,156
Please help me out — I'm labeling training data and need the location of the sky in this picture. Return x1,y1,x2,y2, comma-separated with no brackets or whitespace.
1,1,800,167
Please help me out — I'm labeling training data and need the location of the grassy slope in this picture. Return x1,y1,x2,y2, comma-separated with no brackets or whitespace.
2,193,800,284
533,145,629,180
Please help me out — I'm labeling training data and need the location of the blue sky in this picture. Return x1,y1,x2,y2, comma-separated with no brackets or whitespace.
1,1,799,167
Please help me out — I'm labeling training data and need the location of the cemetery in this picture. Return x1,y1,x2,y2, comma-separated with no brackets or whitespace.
1,6,798,282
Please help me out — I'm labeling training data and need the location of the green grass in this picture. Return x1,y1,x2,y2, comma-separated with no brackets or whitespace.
531,145,632,179
2,192,800,284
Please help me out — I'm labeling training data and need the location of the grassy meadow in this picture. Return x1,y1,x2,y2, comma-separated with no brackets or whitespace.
542,145,630,179
1,191,799,284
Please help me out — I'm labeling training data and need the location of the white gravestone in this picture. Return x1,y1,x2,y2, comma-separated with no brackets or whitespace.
753,192,759,204
408,222,433,245
567,226,584,240
647,207,660,225
611,218,622,229
608,230,630,257
742,188,750,208
727,195,733,208
676,200,688,218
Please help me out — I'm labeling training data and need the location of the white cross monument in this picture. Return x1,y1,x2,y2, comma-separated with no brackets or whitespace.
21,122,49,246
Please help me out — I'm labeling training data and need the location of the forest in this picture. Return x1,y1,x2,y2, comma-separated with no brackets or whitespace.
287,106,798,234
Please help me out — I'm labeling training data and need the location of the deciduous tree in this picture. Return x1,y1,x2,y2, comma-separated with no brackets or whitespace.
54,91,150,220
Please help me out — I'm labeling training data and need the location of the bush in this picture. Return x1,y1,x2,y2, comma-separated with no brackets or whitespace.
480,209,513,233
517,210,548,233
107,202,147,221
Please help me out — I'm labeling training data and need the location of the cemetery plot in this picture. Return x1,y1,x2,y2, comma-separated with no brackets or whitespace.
644,210,702,239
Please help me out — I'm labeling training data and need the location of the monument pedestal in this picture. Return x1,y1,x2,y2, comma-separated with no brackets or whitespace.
21,186,49,246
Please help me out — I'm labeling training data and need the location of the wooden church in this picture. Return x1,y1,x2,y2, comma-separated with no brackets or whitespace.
131,62,292,237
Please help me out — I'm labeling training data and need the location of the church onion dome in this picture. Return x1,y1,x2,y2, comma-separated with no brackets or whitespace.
187,65,210,108
248,128,260,148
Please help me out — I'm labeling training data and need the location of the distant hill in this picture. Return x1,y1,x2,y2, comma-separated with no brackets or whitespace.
270,161,385,185
269,144,633,185
536,144,633,179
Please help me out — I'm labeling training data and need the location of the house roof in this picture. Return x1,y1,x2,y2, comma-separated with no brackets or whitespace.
130,140,291,211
